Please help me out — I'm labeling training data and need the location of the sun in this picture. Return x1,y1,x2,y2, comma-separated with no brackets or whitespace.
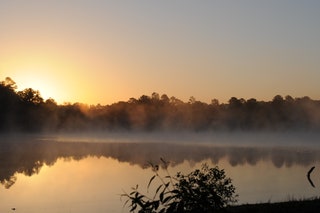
12,69,60,102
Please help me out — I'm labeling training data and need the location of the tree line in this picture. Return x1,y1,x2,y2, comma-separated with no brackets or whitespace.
1,77,320,133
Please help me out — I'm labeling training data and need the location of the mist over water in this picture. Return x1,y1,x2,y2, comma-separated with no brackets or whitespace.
1,132,320,212
2,132,320,185
37,131,320,148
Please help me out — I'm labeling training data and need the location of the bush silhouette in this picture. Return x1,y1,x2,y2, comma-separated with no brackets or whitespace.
122,160,237,213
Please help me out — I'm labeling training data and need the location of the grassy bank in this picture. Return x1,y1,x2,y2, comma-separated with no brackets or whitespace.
225,198,320,213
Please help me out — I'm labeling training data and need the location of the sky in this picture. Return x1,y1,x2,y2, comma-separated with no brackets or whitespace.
1,0,320,105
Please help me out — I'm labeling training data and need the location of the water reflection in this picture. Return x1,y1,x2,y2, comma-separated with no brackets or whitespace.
1,137,320,189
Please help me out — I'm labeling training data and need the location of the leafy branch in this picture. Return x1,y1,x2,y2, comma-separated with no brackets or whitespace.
121,160,238,213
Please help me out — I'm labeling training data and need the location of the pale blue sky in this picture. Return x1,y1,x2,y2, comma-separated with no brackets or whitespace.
1,0,320,104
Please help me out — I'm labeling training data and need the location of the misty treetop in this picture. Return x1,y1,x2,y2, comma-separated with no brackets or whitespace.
1,77,320,133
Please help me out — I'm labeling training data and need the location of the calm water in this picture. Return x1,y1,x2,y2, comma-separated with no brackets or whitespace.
1,132,320,213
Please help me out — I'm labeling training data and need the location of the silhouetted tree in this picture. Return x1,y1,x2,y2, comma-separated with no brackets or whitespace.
0,77,17,91
151,92,160,101
17,88,43,105
1,76,320,133
161,94,170,104
0,78,21,131
138,95,152,104
226,97,246,130
211,98,219,107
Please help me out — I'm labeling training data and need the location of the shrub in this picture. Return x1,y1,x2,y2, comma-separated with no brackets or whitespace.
121,160,237,213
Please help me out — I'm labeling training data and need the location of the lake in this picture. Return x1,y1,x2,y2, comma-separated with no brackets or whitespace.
1,132,320,213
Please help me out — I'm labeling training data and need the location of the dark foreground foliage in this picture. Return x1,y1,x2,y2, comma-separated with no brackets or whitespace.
121,161,237,213
226,197,320,213
1,77,320,132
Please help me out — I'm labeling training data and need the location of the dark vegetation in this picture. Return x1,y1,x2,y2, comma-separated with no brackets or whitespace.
122,160,237,213
226,198,320,213
1,77,320,133
121,160,320,213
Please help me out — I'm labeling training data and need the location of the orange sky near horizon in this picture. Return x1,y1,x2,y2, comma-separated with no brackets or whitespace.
1,1,320,105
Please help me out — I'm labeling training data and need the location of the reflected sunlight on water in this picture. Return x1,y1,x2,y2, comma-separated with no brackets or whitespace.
1,157,154,213
1,135,320,213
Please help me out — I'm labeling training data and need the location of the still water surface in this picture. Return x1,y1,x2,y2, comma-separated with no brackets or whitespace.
1,132,320,213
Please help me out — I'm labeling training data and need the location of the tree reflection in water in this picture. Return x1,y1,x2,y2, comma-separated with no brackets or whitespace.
1,137,320,189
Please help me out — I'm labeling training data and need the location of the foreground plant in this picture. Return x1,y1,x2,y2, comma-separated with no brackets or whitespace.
121,159,237,213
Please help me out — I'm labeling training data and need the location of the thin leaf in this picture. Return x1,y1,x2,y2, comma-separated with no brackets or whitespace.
160,157,168,165
163,195,173,204
137,195,145,200
130,204,137,212
170,189,180,194
123,199,129,208
160,157,165,163
147,175,156,191
160,191,164,202
130,190,137,195
164,182,170,189
155,184,163,196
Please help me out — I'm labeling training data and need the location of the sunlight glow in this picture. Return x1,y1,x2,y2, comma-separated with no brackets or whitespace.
1,1,320,105
14,70,58,101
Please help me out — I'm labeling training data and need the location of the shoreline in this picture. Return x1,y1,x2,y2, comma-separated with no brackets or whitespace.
226,198,320,213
